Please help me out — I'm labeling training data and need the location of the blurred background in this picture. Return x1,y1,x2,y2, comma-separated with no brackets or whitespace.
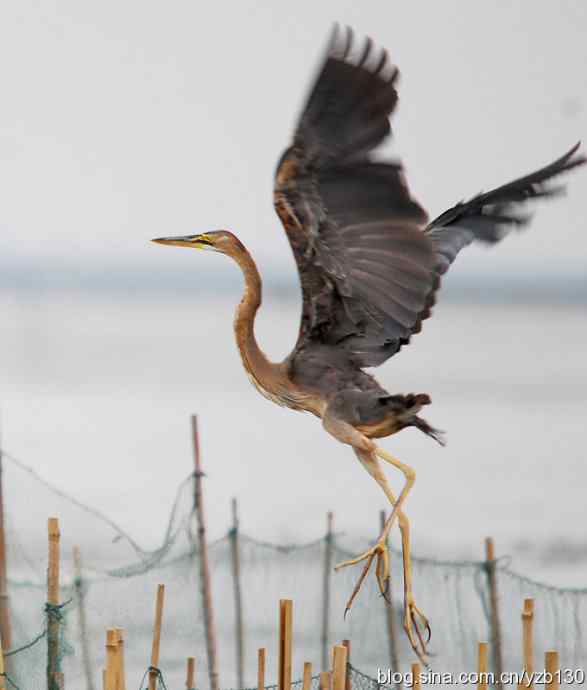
0,0,586,592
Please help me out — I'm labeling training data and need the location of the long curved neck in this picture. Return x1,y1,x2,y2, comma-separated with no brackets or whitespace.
231,247,276,387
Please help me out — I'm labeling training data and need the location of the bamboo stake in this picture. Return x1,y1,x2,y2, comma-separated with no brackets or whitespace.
522,598,534,688
319,672,331,690
47,517,63,690
74,547,96,690
0,430,12,652
545,651,559,690
186,657,195,690
191,415,219,690
278,600,292,690
478,642,488,690
380,510,400,685
321,512,334,671
485,537,504,690
0,637,6,690
302,663,312,690
148,585,165,690
411,663,420,690
257,649,266,690
230,498,245,689
115,629,126,690
104,629,118,690
332,645,348,690
341,640,351,690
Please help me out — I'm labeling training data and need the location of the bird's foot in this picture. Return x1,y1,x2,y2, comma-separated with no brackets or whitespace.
403,593,431,665
334,539,390,616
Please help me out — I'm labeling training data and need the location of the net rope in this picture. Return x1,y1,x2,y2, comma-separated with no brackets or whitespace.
0,450,585,689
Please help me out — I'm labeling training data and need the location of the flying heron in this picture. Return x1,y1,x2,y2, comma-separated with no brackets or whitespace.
153,27,585,660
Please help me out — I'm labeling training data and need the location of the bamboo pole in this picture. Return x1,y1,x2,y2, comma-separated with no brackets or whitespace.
522,598,534,688
484,537,504,690
230,497,245,689
74,547,96,690
115,629,126,690
186,657,195,690
148,584,165,690
319,672,331,690
341,640,351,690
302,663,312,690
332,645,348,690
278,600,292,690
0,637,6,690
257,649,266,690
478,642,488,690
545,651,559,690
191,415,219,690
380,510,400,684
47,517,64,690
0,430,12,652
321,512,334,671
104,629,118,690
411,663,421,690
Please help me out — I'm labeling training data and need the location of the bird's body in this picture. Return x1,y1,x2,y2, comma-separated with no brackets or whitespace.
153,26,585,661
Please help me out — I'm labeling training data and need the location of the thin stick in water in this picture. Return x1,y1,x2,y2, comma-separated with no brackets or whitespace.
278,600,292,690
186,657,195,690
302,662,312,690
332,645,347,690
257,649,266,690
522,598,534,689
484,537,504,690
47,517,63,690
191,415,219,690
148,584,165,690
231,497,245,688
321,512,333,671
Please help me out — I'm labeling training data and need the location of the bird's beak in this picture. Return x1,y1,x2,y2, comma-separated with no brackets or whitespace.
151,234,212,249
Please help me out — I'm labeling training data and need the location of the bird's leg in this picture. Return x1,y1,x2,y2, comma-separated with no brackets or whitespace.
322,407,429,659
334,449,430,663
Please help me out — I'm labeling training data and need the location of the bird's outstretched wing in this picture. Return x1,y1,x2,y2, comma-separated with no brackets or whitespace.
274,27,437,368
426,143,586,275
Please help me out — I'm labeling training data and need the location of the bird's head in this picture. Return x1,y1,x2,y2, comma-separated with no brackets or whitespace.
151,230,245,256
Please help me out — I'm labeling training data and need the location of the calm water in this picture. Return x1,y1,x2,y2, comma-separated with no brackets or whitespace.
1,290,586,586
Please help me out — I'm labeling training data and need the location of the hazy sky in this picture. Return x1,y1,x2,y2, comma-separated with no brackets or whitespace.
0,1,586,288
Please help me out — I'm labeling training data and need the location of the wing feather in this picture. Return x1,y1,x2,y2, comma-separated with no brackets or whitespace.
274,27,586,375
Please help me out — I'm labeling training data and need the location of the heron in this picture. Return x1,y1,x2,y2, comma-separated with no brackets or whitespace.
153,27,585,660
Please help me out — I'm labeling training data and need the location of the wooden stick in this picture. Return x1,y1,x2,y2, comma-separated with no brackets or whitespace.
47,517,62,690
74,547,96,690
230,498,245,689
0,431,12,652
278,600,293,690
332,645,348,690
257,649,266,690
148,584,165,690
186,657,196,690
411,663,421,690
319,672,331,690
522,598,534,688
115,629,126,690
321,512,334,671
104,629,118,690
478,642,488,690
412,663,421,690
302,662,312,690
191,415,219,690
0,637,6,690
380,510,400,685
341,640,351,690
545,650,559,690
485,538,504,690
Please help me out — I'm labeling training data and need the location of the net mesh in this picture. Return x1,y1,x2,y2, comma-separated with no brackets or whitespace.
1,451,585,689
